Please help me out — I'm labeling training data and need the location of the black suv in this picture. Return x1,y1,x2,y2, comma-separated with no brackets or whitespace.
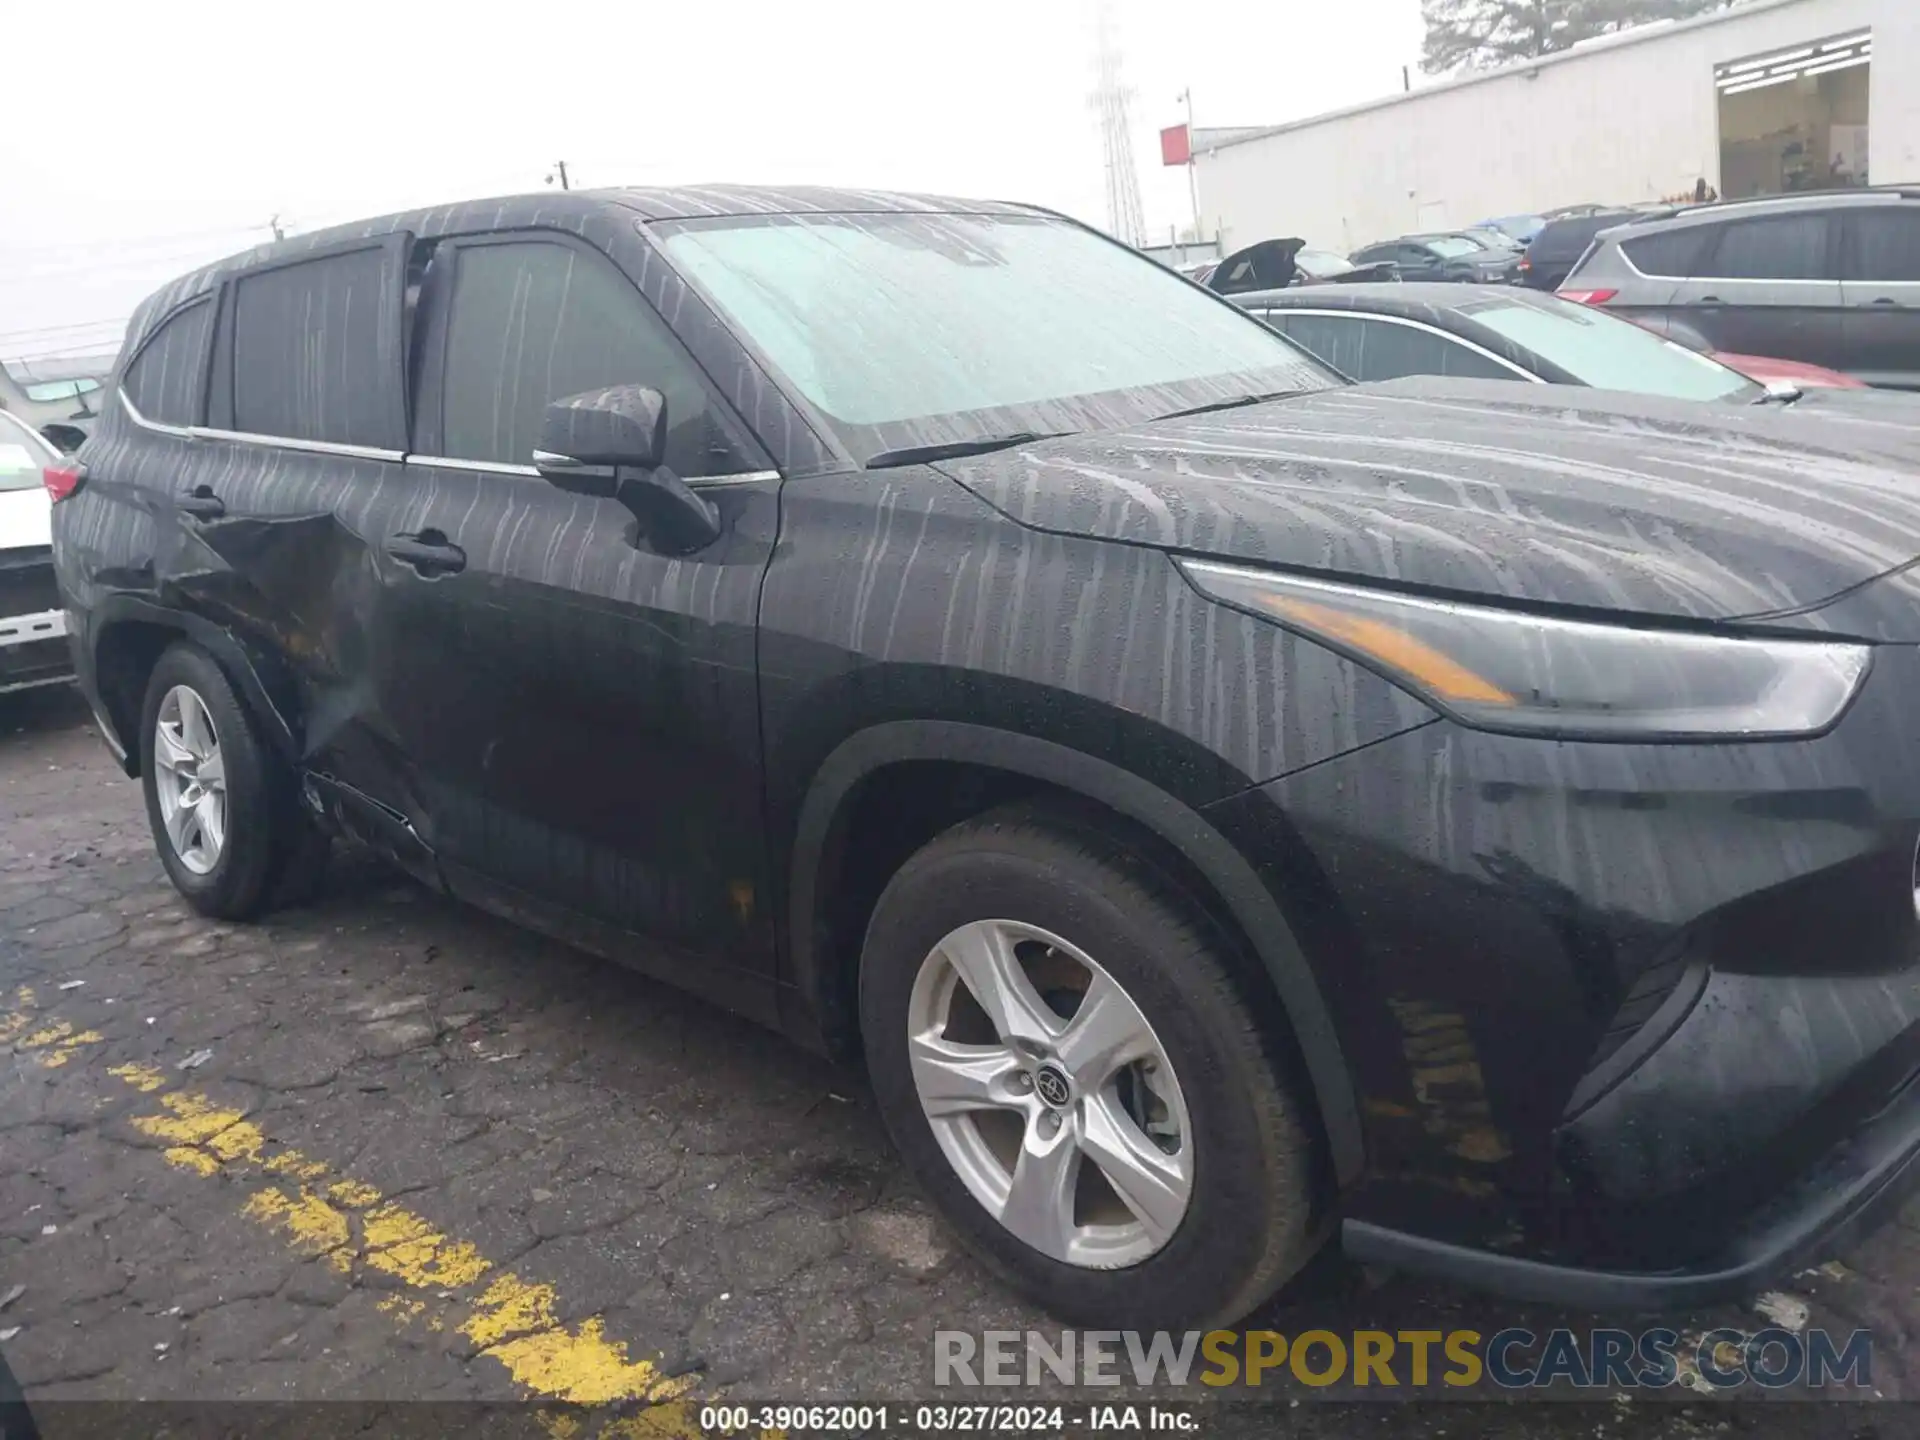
1560,188,1920,388
53,186,1920,1328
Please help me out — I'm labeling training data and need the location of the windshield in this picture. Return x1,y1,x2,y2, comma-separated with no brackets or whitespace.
1460,293,1759,402
0,412,55,491
659,211,1337,459
1424,236,1481,258
1295,249,1351,278
21,378,99,404
1489,216,1542,240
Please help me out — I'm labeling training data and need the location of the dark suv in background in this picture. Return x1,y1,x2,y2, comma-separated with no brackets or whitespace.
51,185,1920,1330
1560,188,1920,388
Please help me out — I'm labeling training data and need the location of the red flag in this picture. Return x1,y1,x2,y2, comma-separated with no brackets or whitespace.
1160,124,1191,167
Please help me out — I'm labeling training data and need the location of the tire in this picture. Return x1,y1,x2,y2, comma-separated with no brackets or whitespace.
859,802,1316,1330
139,641,319,919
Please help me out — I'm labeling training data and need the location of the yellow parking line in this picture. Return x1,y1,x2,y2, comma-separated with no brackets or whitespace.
110,1070,699,1413
10,998,711,1428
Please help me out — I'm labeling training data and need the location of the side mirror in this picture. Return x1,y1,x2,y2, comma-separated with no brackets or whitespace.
533,385,720,553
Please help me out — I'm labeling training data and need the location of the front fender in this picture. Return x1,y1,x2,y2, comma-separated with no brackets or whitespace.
786,719,1366,1187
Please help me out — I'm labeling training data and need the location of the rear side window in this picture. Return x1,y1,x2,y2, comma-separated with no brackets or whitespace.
437,240,752,476
1704,215,1832,281
1845,209,1920,282
1619,228,1706,278
1270,313,1518,383
231,248,396,446
122,299,213,426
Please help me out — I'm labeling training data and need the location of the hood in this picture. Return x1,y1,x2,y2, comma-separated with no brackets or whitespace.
1208,239,1306,295
941,377,1920,624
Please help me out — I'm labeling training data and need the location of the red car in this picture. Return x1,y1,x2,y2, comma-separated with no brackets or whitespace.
1713,352,1868,390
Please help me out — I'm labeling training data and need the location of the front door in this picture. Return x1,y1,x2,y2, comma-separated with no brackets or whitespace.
1840,205,1920,389
379,231,783,997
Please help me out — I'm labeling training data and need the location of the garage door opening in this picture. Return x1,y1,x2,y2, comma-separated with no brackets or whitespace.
1716,28,1870,198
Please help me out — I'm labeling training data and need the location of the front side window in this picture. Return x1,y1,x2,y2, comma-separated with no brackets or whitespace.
1707,215,1832,281
1459,292,1756,401
231,248,395,446
1845,209,1920,282
658,210,1335,459
0,411,56,491
122,299,213,426
1422,237,1480,259
437,241,752,476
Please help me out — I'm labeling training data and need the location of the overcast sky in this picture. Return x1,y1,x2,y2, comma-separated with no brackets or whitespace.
1,0,1424,367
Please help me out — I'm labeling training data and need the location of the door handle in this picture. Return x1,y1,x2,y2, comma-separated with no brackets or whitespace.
176,487,225,520
385,530,467,575
1694,295,1724,306
1870,297,1904,308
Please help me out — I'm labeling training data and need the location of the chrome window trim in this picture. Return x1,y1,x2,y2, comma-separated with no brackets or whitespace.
121,391,404,460
406,455,542,478
409,455,780,487
191,426,404,462
1259,309,1545,383
120,397,784,486
118,389,195,439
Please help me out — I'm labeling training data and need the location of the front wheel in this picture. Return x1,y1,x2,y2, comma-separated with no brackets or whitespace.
859,803,1317,1329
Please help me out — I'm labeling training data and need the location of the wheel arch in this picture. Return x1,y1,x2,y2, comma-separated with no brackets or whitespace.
786,719,1365,1186
87,597,301,778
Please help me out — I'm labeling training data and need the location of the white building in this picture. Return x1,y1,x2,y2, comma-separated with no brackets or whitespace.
1193,0,1917,255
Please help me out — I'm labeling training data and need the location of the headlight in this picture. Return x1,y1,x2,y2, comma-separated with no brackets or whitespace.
1178,559,1871,741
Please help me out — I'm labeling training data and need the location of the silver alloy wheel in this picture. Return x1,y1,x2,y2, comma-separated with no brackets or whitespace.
907,918,1194,1269
152,684,227,876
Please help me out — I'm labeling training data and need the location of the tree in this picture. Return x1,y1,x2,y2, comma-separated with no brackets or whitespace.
1421,0,1742,75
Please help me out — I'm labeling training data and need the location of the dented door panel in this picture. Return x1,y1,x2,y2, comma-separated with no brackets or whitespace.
378,461,782,984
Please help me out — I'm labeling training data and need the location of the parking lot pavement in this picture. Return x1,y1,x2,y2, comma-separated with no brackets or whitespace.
0,686,1909,1434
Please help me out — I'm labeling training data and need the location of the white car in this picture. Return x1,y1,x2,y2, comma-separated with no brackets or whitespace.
0,411,73,693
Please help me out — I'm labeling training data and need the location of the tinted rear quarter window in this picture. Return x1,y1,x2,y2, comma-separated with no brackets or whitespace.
122,299,213,426
1619,227,1707,278
438,240,751,476
1703,214,1832,281
1846,208,1920,282
231,247,396,446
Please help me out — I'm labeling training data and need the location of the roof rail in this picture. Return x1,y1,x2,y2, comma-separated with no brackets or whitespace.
1666,185,1920,217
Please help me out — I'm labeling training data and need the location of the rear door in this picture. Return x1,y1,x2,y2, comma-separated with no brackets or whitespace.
1839,204,1920,388
177,238,438,879
387,230,784,991
1666,211,1845,366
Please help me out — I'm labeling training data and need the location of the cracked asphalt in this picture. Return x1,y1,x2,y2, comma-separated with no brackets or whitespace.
0,686,1910,1437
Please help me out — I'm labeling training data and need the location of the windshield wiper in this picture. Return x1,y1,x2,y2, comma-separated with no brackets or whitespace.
1152,390,1300,422
1751,381,1805,407
864,431,1070,470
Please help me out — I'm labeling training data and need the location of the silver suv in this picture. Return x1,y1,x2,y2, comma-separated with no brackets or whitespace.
1559,188,1920,389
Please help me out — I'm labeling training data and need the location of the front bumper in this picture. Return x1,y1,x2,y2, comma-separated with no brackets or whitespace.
1204,641,1920,1301
1345,1059,1920,1309
0,608,71,694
